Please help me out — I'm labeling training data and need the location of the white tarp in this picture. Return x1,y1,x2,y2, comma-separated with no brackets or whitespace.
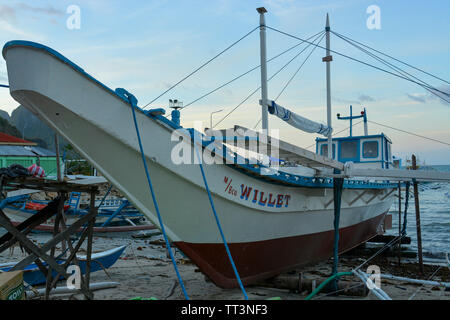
260,100,332,137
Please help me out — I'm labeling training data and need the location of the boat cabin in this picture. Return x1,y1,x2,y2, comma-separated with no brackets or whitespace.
315,134,393,169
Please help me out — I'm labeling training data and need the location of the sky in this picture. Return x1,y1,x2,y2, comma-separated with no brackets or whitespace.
0,0,449,164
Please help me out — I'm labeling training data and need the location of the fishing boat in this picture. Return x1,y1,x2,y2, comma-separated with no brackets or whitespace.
0,245,126,286
0,191,155,234
3,8,449,288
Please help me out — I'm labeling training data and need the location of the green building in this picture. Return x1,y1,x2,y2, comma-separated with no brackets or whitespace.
0,132,62,177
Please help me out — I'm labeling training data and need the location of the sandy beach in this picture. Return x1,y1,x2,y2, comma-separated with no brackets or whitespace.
1,231,448,301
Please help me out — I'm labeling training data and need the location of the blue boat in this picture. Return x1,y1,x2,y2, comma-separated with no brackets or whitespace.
0,245,126,286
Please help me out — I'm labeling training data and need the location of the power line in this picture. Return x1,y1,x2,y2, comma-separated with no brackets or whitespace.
304,120,364,150
142,26,259,109
368,120,450,147
265,26,450,98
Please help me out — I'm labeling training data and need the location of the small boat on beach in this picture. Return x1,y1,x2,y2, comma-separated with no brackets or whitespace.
0,245,126,286
0,192,155,234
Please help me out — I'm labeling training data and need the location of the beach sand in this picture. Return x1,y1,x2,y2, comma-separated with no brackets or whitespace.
1,232,449,300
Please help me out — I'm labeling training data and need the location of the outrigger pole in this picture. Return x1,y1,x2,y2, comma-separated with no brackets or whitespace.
324,14,333,159
257,7,269,132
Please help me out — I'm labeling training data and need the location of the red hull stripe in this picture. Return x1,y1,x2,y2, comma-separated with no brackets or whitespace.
175,213,386,288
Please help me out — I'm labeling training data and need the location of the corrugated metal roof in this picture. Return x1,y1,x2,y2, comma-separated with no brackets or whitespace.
0,145,56,157
30,146,56,157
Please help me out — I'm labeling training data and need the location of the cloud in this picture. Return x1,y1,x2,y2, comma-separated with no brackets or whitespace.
0,20,38,38
332,93,376,105
0,5,16,23
358,93,375,103
15,3,64,17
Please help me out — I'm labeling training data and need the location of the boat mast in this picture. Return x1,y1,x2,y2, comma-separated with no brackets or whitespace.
324,13,333,158
257,7,269,132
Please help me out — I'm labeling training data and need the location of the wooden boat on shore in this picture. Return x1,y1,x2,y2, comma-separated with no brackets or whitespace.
0,193,155,234
3,9,449,288
0,245,126,285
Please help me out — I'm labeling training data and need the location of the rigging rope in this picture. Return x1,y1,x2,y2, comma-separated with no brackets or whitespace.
143,26,259,109
331,31,450,85
332,31,450,104
192,136,248,299
265,26,450,98
252,31,326,129
183,30,325,110
368,120,450,147
121,88,189,299
304,120,364,150
275,32,326,101
213,30,325,129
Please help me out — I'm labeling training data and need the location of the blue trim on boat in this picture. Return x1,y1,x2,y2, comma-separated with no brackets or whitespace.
0,245,126,286
2,40,182,129
188,128,397,190
2,41,397,191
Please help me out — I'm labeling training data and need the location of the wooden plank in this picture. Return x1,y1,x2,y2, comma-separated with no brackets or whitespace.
208,125,345,170
347,168,450,182
0,197,61,251
0,211,69,278
7,209,97,272
2,177,99,194
84,192,97,300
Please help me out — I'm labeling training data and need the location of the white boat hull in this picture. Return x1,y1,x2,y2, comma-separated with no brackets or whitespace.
3,42,395,287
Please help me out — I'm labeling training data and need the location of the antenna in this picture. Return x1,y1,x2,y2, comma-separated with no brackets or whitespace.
169,99,184,126
169,99,183,110
337,105,368,136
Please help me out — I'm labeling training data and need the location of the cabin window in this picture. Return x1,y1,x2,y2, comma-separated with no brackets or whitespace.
362,141,379,158
320,144,335,158
339,140,358,161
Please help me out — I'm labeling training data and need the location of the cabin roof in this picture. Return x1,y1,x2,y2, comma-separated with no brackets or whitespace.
315,133,392,144
0,145,56,157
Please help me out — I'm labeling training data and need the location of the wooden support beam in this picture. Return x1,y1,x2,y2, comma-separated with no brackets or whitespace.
397,183,402,266
0,197,61,250
412,155,424,274
7,209,97,271
49,225,90,291
45,195,65,299
0,210,69,278
83,191,97,300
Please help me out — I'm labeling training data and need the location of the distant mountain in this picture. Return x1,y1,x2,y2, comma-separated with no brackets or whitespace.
0,116,22,138
8,105,67,151
0,110,10,122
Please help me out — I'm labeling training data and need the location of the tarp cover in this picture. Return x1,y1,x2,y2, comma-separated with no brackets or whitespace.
261,100,332,137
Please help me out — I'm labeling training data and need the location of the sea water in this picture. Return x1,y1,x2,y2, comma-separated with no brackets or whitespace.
387,165,450,264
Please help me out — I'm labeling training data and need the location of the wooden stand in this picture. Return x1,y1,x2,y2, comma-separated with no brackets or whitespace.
411,155,424,274
0,176,100,299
